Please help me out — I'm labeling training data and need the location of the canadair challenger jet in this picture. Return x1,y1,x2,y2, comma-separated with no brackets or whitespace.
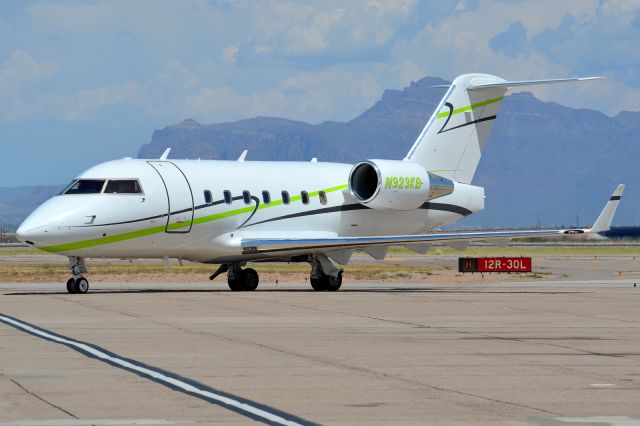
16,74,624,294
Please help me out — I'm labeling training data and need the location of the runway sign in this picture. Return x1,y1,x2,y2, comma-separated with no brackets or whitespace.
459,257,532,273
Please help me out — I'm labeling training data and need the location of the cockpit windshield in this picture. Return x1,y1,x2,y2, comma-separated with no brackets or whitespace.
62,179,106,194
104,180,143,194
60,179,143,195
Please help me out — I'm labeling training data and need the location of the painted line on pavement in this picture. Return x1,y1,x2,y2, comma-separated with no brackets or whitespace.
0,420,186,426
0,313,315,426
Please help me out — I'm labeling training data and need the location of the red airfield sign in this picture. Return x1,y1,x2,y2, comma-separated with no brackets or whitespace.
459,257,532,273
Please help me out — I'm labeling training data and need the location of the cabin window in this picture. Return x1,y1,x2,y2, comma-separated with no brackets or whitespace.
63,179,106,194
319,191,327,205
223,190,232,204
104,179,143,194
262,190,271,204
242,190,251,204
282,191,290,205
301,191,309,205
204,190,213,205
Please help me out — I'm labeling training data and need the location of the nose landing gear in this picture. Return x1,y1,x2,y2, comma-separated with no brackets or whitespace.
228,266,259,291
210,263,260,291
66,256,89,294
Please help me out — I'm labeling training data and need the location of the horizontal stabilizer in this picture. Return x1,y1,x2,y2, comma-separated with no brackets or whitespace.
467,76,602,91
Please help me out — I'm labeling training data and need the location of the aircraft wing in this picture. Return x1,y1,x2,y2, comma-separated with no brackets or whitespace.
241,184,624,256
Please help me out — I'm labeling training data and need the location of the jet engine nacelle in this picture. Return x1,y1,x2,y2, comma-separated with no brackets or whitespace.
348,159,454,211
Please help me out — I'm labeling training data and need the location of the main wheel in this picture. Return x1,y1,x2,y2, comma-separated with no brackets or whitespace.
242,268,259,291
75,277,89,294
325,271,342,291
66,278,77,294
310,275,327,291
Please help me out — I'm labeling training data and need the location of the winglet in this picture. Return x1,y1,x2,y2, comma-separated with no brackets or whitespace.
159,148,171,160
238,150,248,162
590,184,625,233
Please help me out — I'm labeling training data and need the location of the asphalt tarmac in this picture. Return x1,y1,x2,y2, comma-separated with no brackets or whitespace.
1,272,640,424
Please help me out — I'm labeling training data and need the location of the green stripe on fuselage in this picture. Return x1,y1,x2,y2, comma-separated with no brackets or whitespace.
40,183,349,253
435,96,503,119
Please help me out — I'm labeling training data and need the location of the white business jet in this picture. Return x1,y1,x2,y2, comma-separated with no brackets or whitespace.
16,74,624,294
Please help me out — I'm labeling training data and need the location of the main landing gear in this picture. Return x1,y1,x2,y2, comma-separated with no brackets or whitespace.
210,263,260,291
209,254,343,291
66,256,89,294
309,254,343,291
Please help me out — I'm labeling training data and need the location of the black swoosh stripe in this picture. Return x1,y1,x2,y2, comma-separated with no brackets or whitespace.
439,115,496,134
437,102,454,134
237,196,261,228
610,196,621,201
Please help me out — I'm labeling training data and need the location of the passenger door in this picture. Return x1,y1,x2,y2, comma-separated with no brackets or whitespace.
147,161,194,233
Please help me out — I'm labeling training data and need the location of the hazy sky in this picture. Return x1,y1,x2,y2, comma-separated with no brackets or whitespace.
2,0,639,186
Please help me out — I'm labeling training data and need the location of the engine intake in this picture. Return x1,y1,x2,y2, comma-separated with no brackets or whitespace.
349,160,454,210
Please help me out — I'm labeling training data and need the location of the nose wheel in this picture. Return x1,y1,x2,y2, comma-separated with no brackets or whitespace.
226,264,259,291
67,256,89,294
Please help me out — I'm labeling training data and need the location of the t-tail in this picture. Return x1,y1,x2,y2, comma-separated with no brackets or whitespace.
404,74,602,184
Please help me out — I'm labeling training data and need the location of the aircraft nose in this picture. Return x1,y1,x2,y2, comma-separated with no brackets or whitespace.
15,221,47,245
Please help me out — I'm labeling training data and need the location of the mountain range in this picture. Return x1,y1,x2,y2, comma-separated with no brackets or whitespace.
2,76,638,230
139,76,639,228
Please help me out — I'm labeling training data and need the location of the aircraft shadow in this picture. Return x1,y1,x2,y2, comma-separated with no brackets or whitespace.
4,288,582,296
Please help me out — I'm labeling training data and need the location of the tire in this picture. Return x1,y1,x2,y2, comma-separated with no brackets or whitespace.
325,271,342,291
228,276,244,291
75,278,89,294
242,268,259,291
310,276,327,291
66,278,77,294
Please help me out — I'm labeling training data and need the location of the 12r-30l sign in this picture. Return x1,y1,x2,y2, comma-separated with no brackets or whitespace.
458,257,532,273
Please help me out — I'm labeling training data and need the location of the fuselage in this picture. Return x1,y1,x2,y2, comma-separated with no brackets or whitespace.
17,158,484,263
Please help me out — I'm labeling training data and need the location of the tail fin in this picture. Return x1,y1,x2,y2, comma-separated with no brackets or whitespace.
405,74,602,184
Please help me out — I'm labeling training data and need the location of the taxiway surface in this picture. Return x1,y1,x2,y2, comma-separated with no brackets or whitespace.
1,277,640,425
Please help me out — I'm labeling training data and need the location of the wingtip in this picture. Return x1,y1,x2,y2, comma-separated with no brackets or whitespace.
590,184,624,233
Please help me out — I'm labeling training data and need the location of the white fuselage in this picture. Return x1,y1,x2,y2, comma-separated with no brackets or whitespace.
17,158,484,263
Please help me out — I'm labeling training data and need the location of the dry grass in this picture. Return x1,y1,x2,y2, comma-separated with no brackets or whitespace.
0,262,436,283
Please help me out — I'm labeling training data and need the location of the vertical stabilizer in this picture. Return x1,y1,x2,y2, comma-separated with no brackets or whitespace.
405,73,507,184
405,74,602,184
